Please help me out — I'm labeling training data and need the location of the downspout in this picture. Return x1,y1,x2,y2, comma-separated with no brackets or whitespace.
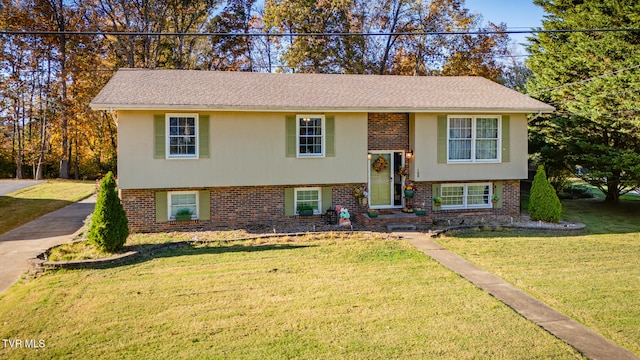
109,108,118,126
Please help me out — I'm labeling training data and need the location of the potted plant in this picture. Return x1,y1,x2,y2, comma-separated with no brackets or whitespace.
353,186,368,206
414,204,426,216
492,194,500,205
403,182,417,198
297,205,315,216
367,208,379,218
175,208,193,222
433,197,442,208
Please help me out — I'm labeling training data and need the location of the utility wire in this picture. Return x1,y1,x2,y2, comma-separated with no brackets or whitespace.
527,64,640,95
1,28,640,37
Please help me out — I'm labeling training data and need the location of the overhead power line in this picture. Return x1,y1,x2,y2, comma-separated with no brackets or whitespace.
527,64,640,95
1,28,640,37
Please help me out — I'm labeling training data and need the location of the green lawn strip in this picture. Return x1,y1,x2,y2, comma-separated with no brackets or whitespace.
0,237,581,359
0,180,95,235
438,229,640,355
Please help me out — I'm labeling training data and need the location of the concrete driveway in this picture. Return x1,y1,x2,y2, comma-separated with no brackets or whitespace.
0,195,96,293
0,180,44,196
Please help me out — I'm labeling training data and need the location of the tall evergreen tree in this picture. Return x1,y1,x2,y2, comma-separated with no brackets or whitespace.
526,0,640,203
88,171,129,252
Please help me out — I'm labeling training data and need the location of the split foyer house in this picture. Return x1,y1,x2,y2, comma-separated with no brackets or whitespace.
90,69,554,232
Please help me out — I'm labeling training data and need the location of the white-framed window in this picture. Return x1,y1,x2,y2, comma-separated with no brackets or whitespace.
167,113,198,159
297,115,325,157
294,187,322,215
448,115,500,163
440,183,492,209
168,191,199,220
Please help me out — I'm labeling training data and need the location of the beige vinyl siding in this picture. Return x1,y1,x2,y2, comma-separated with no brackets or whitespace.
411,113,528,182
117,111,367,189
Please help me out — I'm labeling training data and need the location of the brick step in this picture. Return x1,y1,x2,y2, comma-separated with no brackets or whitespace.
386,224,417,231
354,211,432,231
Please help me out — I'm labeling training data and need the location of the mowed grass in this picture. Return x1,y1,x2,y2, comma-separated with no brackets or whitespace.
438,199,640,356
0,180,95,235
0,235,581,359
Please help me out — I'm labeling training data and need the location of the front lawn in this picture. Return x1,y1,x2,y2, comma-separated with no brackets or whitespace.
438,199,640,356
0,235,581,359
0,180,95,235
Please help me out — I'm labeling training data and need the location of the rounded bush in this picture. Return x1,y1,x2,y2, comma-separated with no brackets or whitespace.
528,165,562,223
88,171,129,252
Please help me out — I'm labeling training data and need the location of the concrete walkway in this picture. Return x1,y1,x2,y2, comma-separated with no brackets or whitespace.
0,179,44,196
398,231,639,360
0,195,96,293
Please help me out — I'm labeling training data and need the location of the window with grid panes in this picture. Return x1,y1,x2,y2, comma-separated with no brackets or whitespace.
167,114,198,158
294,188,322,214
297,115,325,157
448,116,500,162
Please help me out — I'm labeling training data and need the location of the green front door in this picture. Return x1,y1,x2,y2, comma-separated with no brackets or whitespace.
369,153,392,207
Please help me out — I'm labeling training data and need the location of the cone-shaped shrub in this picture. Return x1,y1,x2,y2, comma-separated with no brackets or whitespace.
88,171,129,252
528,165,562,223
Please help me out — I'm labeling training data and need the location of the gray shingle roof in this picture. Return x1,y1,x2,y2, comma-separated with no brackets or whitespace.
90,69,554,113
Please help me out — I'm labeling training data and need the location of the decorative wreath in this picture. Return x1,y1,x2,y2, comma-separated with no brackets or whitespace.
372,156,388,172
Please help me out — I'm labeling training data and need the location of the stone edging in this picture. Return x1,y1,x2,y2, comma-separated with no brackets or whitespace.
26,231,384,276
427,221,586,237
26,222,584,276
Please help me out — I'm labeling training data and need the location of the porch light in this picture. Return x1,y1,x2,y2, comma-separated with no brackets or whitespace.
406,150,414,159
367,153,372,160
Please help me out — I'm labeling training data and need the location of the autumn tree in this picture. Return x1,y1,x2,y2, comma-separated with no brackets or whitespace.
264,0,363,73
203,0,259,71
526,0,640,203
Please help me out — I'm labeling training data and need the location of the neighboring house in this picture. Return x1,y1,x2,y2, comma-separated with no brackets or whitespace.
90,69,554,232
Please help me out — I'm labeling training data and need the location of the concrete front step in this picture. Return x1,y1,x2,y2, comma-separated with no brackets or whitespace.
386,224,417,231
354,211,432,231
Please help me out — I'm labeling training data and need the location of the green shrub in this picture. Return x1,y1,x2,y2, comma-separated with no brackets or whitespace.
88,171,129,252
528,165,562,223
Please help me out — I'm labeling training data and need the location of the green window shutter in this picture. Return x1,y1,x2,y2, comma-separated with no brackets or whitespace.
321,187,333,214
199,115,210,158
156,191,168,222
154,115,165,159
437,115,447,163
285,115,296,157
284,188,295,216
325,116,335,157
493,182,504,209
501,116,510,163
198,190,211,220
431,184,441,211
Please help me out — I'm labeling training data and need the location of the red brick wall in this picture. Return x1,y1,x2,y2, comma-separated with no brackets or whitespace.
368,113,410,151
412,180,520,217
121,183,368,233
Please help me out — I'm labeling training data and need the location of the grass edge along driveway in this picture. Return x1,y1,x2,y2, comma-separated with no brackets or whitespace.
0,236,583,359
0,180,95,235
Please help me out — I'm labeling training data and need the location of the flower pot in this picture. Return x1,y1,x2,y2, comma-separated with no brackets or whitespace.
298,209,314,216
175,214,192,222
404,190,415,198
367,210,379,218
414,209,426,216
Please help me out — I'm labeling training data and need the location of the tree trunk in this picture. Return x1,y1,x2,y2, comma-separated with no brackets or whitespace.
604,178,620,204
378,0,404,75
15,120,24,179
59,30,70,179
